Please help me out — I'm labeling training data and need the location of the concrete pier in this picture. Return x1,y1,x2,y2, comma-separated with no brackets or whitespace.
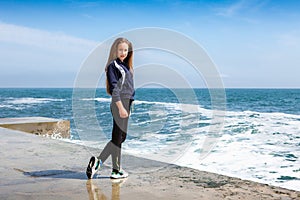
0,117,70,138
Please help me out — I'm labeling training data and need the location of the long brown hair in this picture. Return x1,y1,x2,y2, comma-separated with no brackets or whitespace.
105,37,134,95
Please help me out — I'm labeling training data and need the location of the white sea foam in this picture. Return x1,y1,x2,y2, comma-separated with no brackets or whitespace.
130,102,300,191
174,109,300,191
81,97,112,103
6,97,65,104
0,105,15,109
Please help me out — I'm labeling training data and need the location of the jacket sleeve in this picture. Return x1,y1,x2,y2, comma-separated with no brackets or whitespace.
107,63,121,103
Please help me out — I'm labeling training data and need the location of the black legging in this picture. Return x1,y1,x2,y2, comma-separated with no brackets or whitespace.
98,98,132,172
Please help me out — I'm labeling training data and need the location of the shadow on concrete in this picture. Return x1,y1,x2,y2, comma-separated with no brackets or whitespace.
14,168,110,180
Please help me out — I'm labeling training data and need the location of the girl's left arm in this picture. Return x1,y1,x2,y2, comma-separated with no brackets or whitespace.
107,64,121,103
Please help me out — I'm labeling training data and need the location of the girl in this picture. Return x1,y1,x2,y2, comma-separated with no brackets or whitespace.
86,38,135,179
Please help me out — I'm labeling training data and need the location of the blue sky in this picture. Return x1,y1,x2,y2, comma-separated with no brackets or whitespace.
0,0,300,88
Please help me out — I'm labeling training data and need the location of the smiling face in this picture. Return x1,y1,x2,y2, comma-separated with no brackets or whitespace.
117,42,129,62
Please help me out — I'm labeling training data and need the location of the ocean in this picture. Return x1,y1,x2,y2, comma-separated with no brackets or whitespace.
0,88,299,191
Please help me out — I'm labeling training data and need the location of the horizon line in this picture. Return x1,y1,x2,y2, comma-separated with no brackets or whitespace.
0,87,300,89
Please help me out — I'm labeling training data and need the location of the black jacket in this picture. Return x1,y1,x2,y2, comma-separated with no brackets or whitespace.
106,58,135,103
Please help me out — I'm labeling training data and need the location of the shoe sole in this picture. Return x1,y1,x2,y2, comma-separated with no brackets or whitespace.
110,174,128,179
111,177,127,184
110,176,127,179
86,156,96,179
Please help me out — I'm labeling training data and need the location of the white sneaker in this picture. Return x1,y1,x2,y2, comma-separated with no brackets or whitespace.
110,169,128,179
111,177,127,184
86,156,102,179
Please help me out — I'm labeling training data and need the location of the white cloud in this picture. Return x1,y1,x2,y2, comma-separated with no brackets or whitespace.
66,0,100,8
277,31,300,47
81,14,95,19
214,0,269,21
216,0,247,17
0,22,100,87
0,22,98,53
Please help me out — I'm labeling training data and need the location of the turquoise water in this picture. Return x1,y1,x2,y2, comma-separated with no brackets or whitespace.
1,88,299,124
0,88,299,190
